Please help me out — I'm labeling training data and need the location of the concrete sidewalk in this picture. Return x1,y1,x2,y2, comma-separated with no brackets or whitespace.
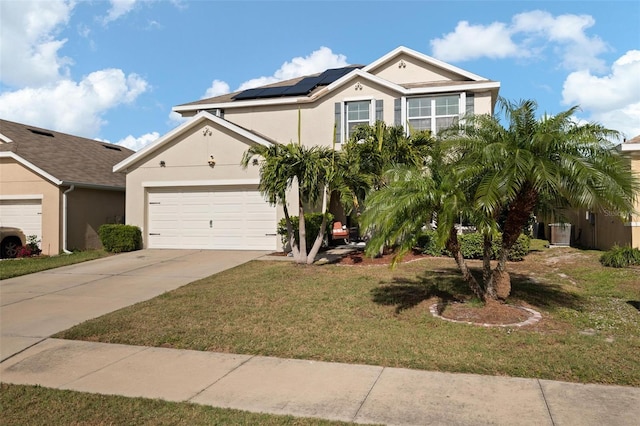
2,338,638,425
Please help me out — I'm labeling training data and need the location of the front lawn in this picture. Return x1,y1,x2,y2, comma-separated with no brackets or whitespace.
0,250,111,280
0,383,353,426
56,246,640,386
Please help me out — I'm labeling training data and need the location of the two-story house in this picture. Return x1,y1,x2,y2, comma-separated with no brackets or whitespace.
114,46,500,251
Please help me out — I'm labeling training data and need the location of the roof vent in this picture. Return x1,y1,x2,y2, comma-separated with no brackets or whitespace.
102,144,122,151
28,129,54,137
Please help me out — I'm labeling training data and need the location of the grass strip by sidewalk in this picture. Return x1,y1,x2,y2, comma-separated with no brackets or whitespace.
0,250,111,280
0,383,356,426
56,247,640,386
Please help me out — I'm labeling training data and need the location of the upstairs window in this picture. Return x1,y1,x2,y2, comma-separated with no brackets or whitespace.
407,95,460,134
335,99,383,143
345,101,371,139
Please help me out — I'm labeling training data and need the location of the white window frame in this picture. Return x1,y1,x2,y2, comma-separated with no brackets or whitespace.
405,93,465,135
341,97,375,142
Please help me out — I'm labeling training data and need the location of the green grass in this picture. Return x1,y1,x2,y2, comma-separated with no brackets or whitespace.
0,250,111,279
56,247,640,386
0,383,355,426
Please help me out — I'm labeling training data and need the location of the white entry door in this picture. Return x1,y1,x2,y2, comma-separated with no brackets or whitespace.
147,188,276,250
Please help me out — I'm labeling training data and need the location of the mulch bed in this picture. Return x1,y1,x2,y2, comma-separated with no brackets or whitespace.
334,249,429,265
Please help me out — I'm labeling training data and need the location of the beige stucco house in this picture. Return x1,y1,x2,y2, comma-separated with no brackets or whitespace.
114,46,500,251
0,119,134,255
563,135,640,250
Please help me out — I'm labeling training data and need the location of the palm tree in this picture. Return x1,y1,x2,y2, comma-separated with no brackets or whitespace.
448,98,639,299
360,98,638,303
241,142,335,264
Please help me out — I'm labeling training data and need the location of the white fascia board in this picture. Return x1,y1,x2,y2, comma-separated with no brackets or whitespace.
0,151,62,185
143,179,260,187
405,81,501,95
619,143,640,152
0,132,13,143
0,194,44,200
114,111,273,173
362,46,489,82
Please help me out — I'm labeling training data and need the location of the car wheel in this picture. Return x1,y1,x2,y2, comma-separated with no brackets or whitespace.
1,237,21,258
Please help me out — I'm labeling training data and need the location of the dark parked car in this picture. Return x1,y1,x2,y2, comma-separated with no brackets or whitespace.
1,227,26,258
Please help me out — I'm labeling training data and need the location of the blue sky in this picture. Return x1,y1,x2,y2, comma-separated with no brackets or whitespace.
1,0,639,151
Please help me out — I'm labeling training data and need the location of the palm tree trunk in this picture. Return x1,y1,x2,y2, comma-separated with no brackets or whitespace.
307,213,328,264
282,203,300,259
491,184,538,299
296,202,308,264
445,226,485,301
482,233,492,287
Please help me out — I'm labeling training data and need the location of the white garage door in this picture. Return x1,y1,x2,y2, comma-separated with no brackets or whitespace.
147,188,277,250
0,198,43,242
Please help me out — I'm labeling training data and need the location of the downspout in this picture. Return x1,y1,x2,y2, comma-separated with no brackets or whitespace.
62,185,75,254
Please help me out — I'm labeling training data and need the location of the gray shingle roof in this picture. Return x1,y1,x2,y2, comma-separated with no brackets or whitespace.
0,119,134,188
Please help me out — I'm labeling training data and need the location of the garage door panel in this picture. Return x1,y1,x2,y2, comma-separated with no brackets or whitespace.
0,199,43,243
147,188,276,250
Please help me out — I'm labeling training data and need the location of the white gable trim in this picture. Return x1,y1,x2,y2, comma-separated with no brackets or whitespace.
142,179,260,187
619,143,640,152
113,111,273,173
363,46,489,81
0,132,13,143
0,151,62,185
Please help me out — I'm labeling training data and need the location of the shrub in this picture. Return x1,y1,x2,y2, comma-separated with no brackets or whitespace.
26,235,41,256
98,224,142,253
415,230,444,256
493,234,531,261
16,246,33,258
415,231,530,261
600,245,640,268
277,213,334,252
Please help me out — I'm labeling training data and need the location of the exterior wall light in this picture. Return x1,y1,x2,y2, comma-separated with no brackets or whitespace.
208,155,216,167
160,160,166,167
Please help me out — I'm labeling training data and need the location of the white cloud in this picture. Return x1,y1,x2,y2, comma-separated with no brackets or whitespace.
115,131,159,151
0,0,74,87
562,50,640,138
430,10,609,72
0,0,150,139
237,46,348,91
103,0,138,24
430,21,520,62
168,110,189,126
0,70,149,137
199,46,349,100
203,79,231,98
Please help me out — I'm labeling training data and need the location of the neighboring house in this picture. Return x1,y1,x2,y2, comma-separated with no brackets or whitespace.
0,119,134,255
563,135,640,250
114,46,501,251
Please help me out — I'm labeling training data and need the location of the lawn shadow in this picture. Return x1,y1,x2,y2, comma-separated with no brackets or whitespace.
627,301,640,312
372,266,586,313
371,268,471,314
508,272,584,310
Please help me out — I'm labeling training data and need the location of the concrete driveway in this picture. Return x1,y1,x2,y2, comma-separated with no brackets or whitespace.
0,249,268,361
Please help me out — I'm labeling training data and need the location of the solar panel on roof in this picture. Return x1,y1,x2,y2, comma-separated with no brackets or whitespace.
282,76,323,95
232,65,363,101
254,87,289,98
232,88,265,100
